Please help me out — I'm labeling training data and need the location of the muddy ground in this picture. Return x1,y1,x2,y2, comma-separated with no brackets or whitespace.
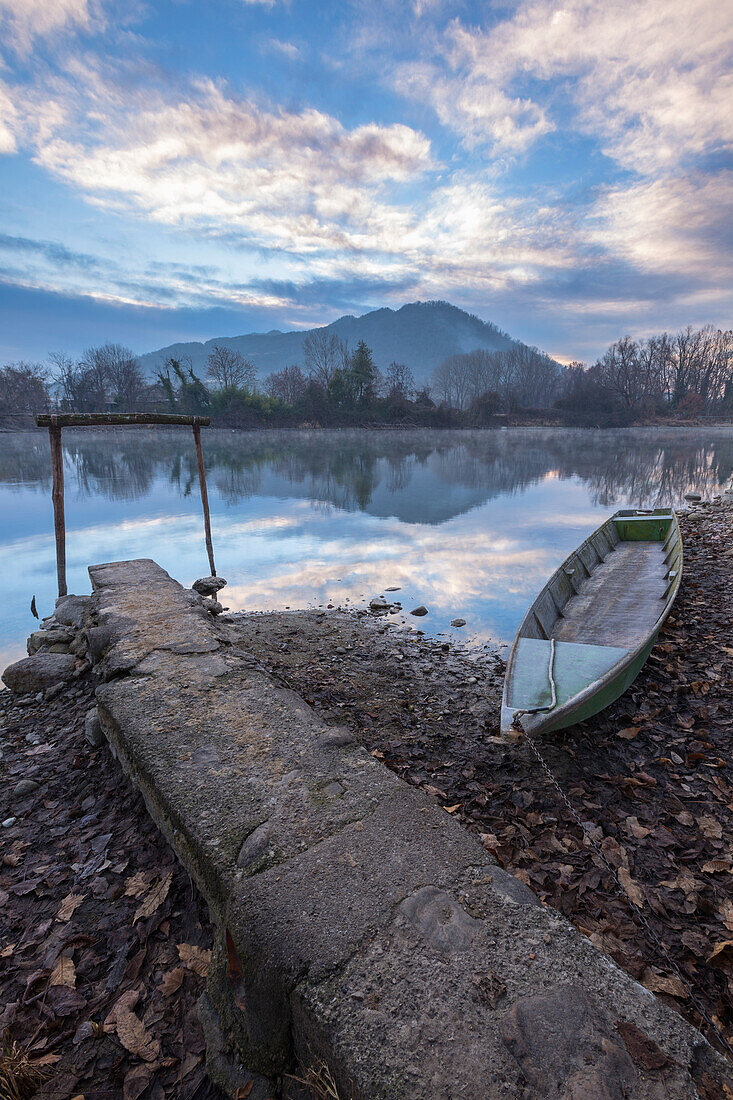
1,497,731,1098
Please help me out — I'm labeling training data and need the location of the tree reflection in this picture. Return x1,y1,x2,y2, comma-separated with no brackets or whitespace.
1,427,732,517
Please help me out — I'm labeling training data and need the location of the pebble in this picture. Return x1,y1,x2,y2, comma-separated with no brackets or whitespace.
14,779,39,797
410,606,429,616
2,817,16,828
451,618,467,627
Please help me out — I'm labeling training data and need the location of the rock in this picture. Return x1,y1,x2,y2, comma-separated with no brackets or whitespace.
385,586,401,592
27,627,74,654
203,598,224,615
54,594,91,628
410,605,429,617
193,576,227,597
2,817,17,828
45,682,66,700
450,618,466,627
85,708,105,747
13,779,39,797
684,492,702,502
2,653,76,695
48,643,71,654
369,596,390,612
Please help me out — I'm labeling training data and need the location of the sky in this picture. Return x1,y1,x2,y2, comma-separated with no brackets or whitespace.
0,0,730,365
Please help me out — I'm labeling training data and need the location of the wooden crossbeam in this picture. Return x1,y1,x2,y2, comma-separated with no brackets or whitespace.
34,412,216,595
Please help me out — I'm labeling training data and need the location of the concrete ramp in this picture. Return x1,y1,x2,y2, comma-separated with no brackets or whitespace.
86,559,729,1099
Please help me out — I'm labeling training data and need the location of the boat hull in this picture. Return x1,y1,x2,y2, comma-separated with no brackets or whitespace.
501,509,681,738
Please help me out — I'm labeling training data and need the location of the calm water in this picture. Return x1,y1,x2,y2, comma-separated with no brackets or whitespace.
1,426,731,670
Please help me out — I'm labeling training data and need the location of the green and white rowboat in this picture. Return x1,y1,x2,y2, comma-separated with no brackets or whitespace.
501,508,682,738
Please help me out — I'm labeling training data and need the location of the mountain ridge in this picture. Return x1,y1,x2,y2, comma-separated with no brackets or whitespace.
137,300,525,384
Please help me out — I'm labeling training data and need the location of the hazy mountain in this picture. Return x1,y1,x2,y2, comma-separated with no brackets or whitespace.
138,301,520,385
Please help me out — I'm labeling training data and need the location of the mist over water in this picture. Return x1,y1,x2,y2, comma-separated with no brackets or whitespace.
1,426,731,670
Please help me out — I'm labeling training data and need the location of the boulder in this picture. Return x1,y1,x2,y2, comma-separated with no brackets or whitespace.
193,576,227,597
54,594,91,628
2,653,76,694
27,627,74,654
410,605,429,616
369,597,390,612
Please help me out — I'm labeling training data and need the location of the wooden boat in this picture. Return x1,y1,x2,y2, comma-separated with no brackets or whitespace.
501,508,682,738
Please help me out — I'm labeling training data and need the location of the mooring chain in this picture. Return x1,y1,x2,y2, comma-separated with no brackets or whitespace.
521,729,733,1060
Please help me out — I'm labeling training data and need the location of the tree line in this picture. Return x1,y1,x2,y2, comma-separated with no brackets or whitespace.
1,324,731,428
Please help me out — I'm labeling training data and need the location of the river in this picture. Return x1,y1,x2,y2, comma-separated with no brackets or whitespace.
1,425,731,670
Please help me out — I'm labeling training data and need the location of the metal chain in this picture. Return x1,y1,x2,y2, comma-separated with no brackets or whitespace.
522,728,733,1061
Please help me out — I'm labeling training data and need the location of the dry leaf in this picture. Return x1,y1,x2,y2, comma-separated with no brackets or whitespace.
159,966,184,995
696,815,722,840
444,804,462,814
235,1084,254,1098
617,726,639,740
50,955,76,989
104,990,140,1032
177,943,211,977
124,871,152,898
707,941,733,968
625,817,650,840
57,893,85,922
701,860,731,873
617,867,644,908
133,871,173,924
115,1010,161,1062
718,899,733,932
641,968,686,998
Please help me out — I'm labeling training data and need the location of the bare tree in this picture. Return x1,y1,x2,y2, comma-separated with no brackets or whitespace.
0,362,49,414
265,364,307,404
302,329,346,387
384,361,415,400
206,345,256,391
79,345,112,409
102,344,145,412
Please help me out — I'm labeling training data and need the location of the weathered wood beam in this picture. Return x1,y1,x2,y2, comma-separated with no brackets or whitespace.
192,423,216,577
35,413,211,428
48,425,67,597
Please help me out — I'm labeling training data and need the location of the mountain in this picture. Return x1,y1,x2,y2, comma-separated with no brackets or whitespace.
138,300,519,384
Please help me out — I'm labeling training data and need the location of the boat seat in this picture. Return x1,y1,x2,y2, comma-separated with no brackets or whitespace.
506,637,628,711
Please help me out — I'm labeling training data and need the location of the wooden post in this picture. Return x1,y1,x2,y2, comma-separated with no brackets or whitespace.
192,419,216,577
48,421,67,597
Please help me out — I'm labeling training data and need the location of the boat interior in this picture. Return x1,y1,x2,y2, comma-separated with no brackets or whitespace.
505,509,680,715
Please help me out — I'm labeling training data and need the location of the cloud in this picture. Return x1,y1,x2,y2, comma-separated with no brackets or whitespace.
0,0,95,48
265,38,300,58
0,78,18,153
396,0,732,171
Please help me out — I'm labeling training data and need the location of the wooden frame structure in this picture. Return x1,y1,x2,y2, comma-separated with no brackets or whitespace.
35,413,216,597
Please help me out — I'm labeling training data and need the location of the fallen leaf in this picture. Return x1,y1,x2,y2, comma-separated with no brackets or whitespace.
159,966,184,996
235,1085,254,1099
625,817,650,840
718,899,733,932
124,1065,153,1100
617,726,639,740
115,1010,161,1062
618,867,645,908
177,943,211,977
133,871,173,923
104,990,140,1031
616,1020,670,1069
641,968,686,999
123,871,152,898
50,955,76,989
696,815,722,840
707,941,733,969
701,859,731,874
57,893,85,922
444,804,462,814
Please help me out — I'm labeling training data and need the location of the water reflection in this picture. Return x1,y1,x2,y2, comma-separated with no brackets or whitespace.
0,426,730,669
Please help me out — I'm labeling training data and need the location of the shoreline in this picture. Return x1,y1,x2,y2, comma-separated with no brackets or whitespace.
0,496,731,1093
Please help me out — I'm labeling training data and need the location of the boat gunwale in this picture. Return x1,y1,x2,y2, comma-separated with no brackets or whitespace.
501,509,683,736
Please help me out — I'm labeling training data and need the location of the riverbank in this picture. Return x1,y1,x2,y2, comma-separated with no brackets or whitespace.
1,496,731,1095
228,495,733,1055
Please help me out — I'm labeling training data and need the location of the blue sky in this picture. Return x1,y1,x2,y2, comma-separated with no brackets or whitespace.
0,0,730,364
